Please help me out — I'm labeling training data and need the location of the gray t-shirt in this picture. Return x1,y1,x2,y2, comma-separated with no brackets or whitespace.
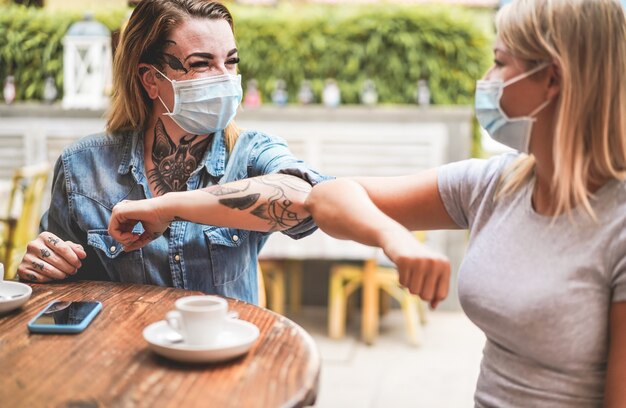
438,153,626,407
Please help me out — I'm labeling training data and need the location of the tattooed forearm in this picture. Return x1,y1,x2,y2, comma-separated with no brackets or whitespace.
266,174,313,193
219,194,260,210
249,176,310,230
31,261,44,271
40,248,51,258
251,197,303,232
202,181,251,196
202,175,311,231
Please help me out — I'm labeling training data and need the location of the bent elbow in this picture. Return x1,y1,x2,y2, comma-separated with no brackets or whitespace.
304,182,326,216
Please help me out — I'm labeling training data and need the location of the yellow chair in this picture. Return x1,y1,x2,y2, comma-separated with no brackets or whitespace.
0,163,50,280
258,259,303,315
328,232,428,346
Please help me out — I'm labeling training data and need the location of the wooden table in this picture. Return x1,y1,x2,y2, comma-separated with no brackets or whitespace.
0,281,320,408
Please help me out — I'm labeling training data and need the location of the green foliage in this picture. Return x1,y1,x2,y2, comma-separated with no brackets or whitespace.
0,5,127,101
0,5,71,100
0,4,491,107
232,4,492,105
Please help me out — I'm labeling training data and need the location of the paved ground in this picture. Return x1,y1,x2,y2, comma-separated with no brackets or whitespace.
289,307,485,408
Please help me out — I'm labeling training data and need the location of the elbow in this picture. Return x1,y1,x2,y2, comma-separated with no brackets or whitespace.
304,181,325,216
304,179,341,226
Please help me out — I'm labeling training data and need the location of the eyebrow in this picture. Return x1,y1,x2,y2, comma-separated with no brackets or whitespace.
184,48,238,61
493,47,512,56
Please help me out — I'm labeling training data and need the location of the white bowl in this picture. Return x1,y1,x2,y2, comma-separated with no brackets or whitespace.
0,281,32,314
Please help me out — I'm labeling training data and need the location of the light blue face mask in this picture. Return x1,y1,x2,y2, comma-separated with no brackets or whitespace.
154,67,242,135
475,63,551,153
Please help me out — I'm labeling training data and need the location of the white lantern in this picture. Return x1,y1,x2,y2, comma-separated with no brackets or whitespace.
62,14,112,110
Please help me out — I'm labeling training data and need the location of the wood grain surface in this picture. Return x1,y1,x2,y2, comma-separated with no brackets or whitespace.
0,281,320,408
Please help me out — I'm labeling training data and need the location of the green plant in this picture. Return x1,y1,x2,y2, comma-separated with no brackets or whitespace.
232,4,492,105
0,5,127,101
0,4,491,106
0,6,71,100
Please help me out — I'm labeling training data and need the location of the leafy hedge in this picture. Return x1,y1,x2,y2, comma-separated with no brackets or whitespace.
0,5,127,101
233,5,492,106
0,4,491,105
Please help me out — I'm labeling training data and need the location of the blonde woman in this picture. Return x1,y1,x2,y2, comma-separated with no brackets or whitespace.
16,0,327,305
306,0,626,405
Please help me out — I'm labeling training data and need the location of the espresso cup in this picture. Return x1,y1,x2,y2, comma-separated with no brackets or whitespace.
165,295,228,346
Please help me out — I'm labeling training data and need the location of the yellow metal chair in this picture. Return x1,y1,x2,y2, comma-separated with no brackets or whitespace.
328,232,428,346
0,163,50,280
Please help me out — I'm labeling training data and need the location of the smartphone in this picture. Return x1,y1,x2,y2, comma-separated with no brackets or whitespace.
27,300,102,334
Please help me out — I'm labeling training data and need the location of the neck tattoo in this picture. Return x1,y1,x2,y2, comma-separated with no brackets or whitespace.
148,118,211,195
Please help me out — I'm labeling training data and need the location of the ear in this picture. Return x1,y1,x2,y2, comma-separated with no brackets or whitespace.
546,63,561,100
138,63,160,100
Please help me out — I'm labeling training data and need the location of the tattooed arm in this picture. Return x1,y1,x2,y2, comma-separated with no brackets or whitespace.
108,174,312,251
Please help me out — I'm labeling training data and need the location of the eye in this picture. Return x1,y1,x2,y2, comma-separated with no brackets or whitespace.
189,61,210,68
227,57,240,65
493,59,504,67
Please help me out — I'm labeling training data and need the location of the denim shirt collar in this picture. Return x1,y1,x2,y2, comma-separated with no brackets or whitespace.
117,130,227,179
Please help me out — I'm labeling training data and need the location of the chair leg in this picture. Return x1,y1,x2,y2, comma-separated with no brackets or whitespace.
269,268,286,316
361,259,379,345
257,262,267,309
402,294,423,347
417,297,428,325
379,288,391,316
328,267,347,339
287,260,302,314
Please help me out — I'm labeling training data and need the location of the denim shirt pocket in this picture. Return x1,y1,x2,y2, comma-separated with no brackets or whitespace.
87,229,146,283
203,226,250,286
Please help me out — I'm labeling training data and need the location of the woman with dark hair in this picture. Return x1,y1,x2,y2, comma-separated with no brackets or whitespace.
16,0,328,305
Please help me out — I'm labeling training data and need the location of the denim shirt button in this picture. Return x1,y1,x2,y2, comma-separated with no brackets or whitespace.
232,235,239,242
174,254,181,262
110,246,116,252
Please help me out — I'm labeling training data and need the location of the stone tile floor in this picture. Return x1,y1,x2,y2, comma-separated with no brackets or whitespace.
288,307,486,408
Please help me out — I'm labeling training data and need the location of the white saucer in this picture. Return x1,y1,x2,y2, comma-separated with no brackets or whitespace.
0,281,32,314
143,319,260,363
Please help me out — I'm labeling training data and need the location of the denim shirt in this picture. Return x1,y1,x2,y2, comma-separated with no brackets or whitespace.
41,129,329,304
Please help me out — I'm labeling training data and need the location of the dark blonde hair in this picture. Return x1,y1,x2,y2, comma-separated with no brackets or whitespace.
106,0,241,151
495,0,626,218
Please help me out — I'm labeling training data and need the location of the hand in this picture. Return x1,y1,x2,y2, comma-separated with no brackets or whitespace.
17,232,86,282
108,198,170,251
380,229,451,309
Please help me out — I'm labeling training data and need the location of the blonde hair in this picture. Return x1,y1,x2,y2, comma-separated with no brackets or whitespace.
106,0,241,152
495,0,626,218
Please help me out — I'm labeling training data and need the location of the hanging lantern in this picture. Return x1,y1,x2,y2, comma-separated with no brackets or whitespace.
62,14,112,110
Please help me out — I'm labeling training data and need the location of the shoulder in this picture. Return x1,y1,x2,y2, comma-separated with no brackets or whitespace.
61,131,131,158
235,129,288,149
58,130,135,181
439,152,519,186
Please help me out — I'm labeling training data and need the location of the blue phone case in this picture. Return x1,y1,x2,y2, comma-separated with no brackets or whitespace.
27,300,102,334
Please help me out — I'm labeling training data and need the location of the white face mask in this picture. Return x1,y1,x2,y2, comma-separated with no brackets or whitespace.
153,67,242,135
475,63,551,153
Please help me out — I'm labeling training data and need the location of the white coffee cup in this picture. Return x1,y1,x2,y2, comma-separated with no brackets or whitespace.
166,295,229,346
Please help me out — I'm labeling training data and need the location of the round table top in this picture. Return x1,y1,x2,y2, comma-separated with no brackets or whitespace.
0,280,320,408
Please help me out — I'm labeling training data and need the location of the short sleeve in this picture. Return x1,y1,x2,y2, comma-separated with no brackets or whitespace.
245,131,332,239
611,220,626,303
437,153,516,229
